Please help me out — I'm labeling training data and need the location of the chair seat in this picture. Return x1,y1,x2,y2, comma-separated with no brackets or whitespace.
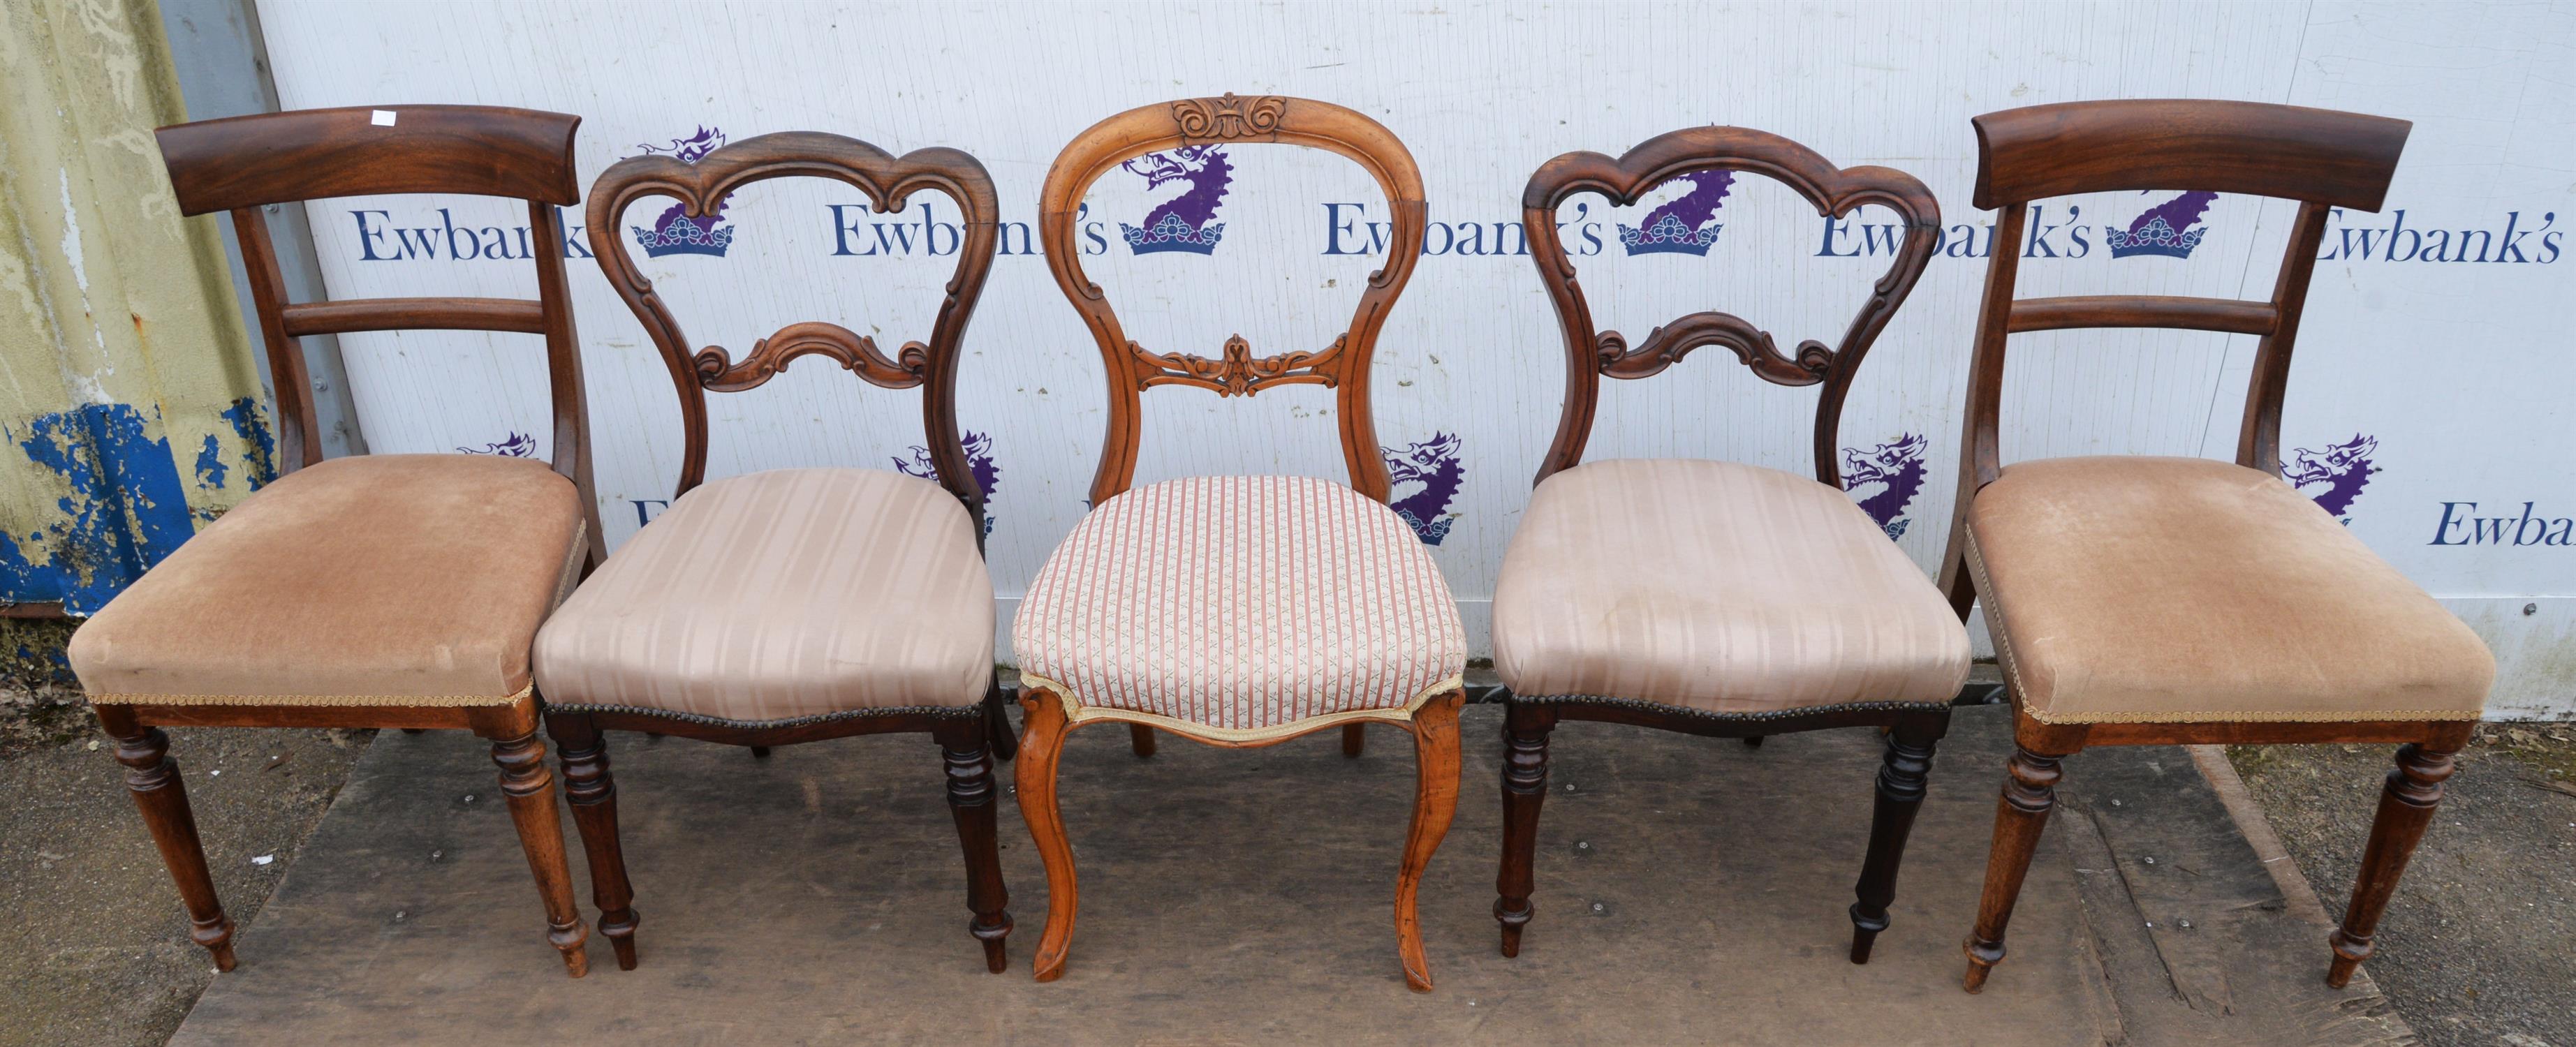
1013,475,1466,739
1493,459,1969,715
1966,456,2492,725
66,454,584,706
533,468,992,723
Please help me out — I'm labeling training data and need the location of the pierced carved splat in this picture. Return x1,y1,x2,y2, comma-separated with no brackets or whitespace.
1522,126,1941,488
1596,313,1833,386
587,131,999,505
693,322,927,392
1138,334,1342,396
1039,96,1427,505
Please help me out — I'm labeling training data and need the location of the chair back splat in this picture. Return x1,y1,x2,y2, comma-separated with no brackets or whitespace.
1037,94,1426,505
586,132,1001,531
1522,127,1942,489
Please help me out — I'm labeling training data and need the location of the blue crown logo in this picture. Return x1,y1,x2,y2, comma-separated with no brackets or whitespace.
632,211,735,258
1617,213,1724,256
2105,216,2205,259
1120,212,1226,255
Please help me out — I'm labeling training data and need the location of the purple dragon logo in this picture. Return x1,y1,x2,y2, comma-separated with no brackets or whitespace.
2286,433,2379,524
631,127,735,258
1842,433,1929,540
1385,432,1465,545
1619,170,1733,256
457,431,537,457
1119,145,1232,255
894,430,1002,535
2107,191,2215,259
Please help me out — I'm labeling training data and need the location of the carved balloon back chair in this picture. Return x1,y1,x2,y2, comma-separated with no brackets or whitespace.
1491,127,1967,963
1936,100,2489,993
71,105,600,976
1015,94,1468,990
540,133,1010,973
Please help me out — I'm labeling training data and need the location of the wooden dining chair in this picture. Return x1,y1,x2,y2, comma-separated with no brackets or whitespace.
538,132,1012,974
1490,128,1966,963
67,105,600,976
1015,94,1467,991
1938,100,2489,993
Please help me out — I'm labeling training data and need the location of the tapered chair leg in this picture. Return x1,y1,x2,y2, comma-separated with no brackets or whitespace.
1494,700,1556,957
1017,691,1080,982
936,718,1014,974
488,729,591,977
546,712,639,970
1126,723,1156,758
1850,711,1947,964
1396,690,1466,992
2327,742,2458,988
1343,722,1367,757
98,709,237,971
985,683,1019,763
1962,741,2069,993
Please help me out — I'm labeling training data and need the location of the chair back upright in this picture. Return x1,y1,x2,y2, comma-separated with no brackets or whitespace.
1038,94,1427,506
1522,128,1943,488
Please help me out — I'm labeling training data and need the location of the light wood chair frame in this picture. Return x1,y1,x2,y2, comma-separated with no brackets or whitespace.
1020,94,1466,990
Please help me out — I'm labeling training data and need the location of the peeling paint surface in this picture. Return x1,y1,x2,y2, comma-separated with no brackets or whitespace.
4,404,198,614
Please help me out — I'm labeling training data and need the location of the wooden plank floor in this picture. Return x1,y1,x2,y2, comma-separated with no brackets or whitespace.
169,702,2413,1045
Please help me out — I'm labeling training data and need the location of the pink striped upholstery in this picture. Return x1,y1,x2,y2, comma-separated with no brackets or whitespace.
1015,475,1466,734
533,468,993,722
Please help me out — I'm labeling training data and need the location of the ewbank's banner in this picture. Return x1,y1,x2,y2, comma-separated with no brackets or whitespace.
251,1,2575,716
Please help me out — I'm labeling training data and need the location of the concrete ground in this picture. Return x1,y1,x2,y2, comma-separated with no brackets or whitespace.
2,646,2566,1044
2231,726,2576,1047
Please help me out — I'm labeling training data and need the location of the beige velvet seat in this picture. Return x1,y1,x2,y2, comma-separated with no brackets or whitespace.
1965,456,2492,725
533,468,994,723
1494,459,1968,713
69,454,585,706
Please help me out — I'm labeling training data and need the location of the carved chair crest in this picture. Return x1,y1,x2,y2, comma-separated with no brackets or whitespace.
587,132,1000,524
1038,94,1427,505
1522,128,1941,488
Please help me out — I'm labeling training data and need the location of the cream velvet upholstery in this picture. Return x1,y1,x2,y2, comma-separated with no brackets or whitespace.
68,454,585,706
1014,475,1467,737
1966,456,2492,724
1492,459,1969,714
533,468,993,722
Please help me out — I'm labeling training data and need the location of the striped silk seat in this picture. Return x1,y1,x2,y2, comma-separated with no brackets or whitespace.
533,468,994,724
1014,475,1467,740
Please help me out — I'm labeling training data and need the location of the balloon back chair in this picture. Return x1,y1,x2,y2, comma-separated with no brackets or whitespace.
537,133,1012,973
1491,128,1968,963
71,105,600,976
1937,100,2489,993
1015,94,1468,990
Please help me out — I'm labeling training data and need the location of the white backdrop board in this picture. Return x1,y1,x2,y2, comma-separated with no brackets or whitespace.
252,1,2575,718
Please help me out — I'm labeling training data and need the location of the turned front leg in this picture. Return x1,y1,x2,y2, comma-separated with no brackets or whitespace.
547,713,639,970
490,730,591,977
1850,712,1945,964
1493,700,1555,957
1963,743,2066,993
103,713,237,971
2327,742,2458,988
937,718,1014,974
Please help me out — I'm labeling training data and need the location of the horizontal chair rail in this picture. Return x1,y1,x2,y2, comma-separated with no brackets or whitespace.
279,297,548,336
2006,295,2278,336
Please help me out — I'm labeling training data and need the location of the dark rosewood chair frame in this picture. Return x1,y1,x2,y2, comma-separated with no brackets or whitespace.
1933,100,2445,993
1020,94,1466,990
564,132,1011,973
116,105,600,976
1498,128,1949,964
